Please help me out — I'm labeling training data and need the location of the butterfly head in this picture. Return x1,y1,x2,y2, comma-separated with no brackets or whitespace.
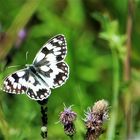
25,64,35,70
25,64,30,67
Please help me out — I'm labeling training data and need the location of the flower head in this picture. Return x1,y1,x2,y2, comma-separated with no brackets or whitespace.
84,100,109,140
60,105,77,125
59,105,77,137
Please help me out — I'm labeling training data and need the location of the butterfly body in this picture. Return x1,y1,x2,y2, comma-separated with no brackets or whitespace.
2,34,69,100
28,65,38,74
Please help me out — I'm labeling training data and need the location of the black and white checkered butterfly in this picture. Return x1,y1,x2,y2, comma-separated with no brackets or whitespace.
2,34,69,100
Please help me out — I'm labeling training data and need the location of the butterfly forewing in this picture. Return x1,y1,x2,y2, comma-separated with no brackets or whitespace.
2,69,28,94
33,34,67,65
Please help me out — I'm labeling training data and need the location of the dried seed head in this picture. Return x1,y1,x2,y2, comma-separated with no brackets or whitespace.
92,99,108,115
92,99,109,122
84,100,109,140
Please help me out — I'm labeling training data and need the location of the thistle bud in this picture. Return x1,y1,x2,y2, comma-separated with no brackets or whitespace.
59,105,77,137
84,100,109,140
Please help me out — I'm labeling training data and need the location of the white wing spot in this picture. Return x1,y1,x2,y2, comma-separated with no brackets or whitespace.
40,95,44,99
59,80,63,84
17,71,25,77
19,78,27,86
31,95,35,98
64,67,68,70
18,84,21,89
58,40,63,44
47,44,55,50
47,54,56,62
53,38,58,43
54,47,61,51
36,52,45,62
40,65,50,72
29,76,35,83
13,83,17,89
54,51,61,55
62,76,66,80
6,86,10,90
9,76,15,83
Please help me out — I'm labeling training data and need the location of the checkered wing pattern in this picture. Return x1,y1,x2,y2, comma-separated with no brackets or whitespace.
2,69,28,94
26,71,50,100
33,34,69,89
2,34,69,100
33,34,67,65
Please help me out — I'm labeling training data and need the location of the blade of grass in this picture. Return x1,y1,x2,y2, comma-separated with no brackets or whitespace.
0,0,42,60
0,103,9,140
123,0,134,139
107,49,120,140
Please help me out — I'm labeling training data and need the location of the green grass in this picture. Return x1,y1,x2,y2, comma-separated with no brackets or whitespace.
0,0,140,140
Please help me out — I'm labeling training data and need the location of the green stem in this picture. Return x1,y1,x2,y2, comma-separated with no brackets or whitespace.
107,49,120,140
70,136,74,140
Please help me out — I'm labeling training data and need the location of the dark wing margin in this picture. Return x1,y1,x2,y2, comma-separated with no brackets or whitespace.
33,34,67,65
2,69,28,94
52,62,69,88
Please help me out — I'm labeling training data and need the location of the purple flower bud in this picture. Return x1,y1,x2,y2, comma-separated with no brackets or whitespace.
60,106,77,125
59,105,77,137
15,29,27,47
18,29,26,39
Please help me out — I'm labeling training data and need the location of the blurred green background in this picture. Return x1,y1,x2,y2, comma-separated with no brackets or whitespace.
0,0,140,140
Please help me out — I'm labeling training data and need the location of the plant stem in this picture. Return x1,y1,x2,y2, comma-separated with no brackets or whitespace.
38,99,48,140
123,0,134,139
70,136,74,140
107,49,120,140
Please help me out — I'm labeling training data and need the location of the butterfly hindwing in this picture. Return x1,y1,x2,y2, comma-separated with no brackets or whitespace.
2,69,28,94
35,61,69,89
52,62,69,88
33,34,67,65
26,71,51,100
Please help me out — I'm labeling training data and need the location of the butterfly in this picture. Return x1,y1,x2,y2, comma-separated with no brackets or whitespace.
2,34,69,100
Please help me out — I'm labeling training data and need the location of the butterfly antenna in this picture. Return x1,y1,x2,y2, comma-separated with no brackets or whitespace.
7,65,21,69
26,51,28,63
